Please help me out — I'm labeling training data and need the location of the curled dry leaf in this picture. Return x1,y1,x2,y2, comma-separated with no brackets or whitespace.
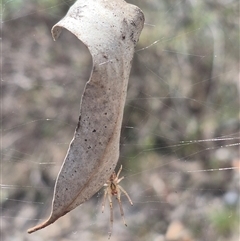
27,0,144,234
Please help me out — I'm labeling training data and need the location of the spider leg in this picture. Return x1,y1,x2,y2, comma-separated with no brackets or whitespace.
118,185,133,206
108,191,113,239
116,189,127,226
116,165,123,179
117,176,124,183
102,188,108,213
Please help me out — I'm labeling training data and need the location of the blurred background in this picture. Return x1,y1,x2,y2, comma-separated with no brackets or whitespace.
1,0,239,240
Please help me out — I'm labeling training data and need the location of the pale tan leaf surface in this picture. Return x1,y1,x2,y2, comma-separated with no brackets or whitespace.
27,0,144,234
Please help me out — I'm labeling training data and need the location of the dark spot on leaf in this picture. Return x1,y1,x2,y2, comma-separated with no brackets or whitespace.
130,20,136,27
76,115,81,131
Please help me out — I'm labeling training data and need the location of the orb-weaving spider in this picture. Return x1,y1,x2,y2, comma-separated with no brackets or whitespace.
102,165,133,239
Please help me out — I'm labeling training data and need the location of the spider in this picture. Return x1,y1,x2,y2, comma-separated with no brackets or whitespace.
102,165,133,239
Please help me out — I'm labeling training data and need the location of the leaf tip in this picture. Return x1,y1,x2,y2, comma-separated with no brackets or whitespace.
27,216,56,234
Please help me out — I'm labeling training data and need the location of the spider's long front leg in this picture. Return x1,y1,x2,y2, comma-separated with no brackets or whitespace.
102,188,108,213
118,185,133,206
116,190,127,226
116,165,123,179
108,190,113,239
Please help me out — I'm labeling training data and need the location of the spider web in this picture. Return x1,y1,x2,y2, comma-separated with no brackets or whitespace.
1,0,239,241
